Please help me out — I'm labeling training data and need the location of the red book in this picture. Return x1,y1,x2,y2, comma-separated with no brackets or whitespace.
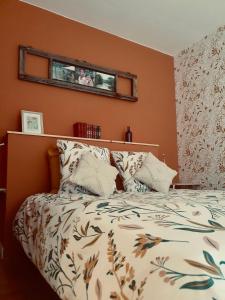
89,125,91,138
86,124,90,138
73,122,85,137
92,125,95,139
73,123,77,136
78,122,82,137
73,122,80,137
89,124,92,138
97,126,101,139
84,123,87,138
91,125,94,139
82,123,87,138
74,122,99,138
94,125,97,139
88,124,91,138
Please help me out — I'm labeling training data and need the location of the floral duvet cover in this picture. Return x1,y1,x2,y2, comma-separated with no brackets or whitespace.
14,189,225,300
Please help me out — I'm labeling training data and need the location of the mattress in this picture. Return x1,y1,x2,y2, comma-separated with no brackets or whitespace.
14,189,225,299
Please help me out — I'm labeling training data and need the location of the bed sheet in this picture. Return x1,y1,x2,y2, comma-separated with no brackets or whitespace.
14,189,225,300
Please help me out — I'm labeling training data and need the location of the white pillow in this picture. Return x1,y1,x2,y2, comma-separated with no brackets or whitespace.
57,139,110,194
111,151,150,192
70,152,118,197
134,153,177,193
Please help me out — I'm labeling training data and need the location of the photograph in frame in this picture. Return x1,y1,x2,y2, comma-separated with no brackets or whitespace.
21,110,44,134
52,61,116,92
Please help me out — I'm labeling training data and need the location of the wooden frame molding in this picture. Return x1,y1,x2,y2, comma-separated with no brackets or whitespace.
18,45,138,102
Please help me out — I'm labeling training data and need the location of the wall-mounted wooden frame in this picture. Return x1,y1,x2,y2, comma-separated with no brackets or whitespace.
19,45,138,102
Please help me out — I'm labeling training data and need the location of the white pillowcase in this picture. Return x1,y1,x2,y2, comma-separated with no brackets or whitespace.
57,139,110,194
70,152,118,197
111,151,150,193
134,152,177,193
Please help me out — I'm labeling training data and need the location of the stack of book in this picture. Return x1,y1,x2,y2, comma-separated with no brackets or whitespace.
73,122,101,139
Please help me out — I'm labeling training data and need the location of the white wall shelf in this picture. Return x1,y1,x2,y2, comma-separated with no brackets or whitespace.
7,131,159,147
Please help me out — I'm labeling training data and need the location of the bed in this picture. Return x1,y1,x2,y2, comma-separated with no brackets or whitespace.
14,189,225,300
8,133,225,299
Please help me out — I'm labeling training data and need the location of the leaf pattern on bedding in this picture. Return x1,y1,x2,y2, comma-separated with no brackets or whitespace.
13,189,225,299
107,230,147,300
150,250,225,291
57,139,111,195
72,220,104,249
155,218,225,233
203,236,220,251
111,151,150,193
83,252,99,298
133,234,188,258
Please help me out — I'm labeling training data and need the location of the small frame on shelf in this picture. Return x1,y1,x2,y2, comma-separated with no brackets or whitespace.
21,110,44,135
19,45,138,102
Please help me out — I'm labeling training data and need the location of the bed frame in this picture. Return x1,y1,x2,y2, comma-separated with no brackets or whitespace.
4,131,159,258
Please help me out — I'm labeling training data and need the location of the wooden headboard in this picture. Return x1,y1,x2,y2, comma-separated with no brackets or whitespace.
48,147,60,194
4,131,159,256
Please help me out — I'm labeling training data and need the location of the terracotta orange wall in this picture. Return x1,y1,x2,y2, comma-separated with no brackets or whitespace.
0,0,178,176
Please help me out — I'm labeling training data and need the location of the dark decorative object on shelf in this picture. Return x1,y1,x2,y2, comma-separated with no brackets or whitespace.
73,122,101,139
19,45,138,102
96,126,101,139
125,126,133,142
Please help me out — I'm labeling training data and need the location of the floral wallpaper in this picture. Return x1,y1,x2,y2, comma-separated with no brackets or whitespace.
175,26,225,190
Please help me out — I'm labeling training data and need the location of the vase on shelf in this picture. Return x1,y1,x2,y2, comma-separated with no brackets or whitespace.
125,126,132,142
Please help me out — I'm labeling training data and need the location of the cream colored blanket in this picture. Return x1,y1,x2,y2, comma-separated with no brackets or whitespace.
14,190,225,300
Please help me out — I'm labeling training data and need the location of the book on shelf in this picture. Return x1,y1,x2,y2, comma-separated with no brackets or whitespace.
73,122,101,139
88,124,91,138
96,126,101,139
73,122,82,137
92,125,96,139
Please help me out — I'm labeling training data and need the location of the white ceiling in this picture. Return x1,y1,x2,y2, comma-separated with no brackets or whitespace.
20,0,225,56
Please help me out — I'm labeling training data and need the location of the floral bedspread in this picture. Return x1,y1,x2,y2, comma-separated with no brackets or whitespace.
14,189,225,300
